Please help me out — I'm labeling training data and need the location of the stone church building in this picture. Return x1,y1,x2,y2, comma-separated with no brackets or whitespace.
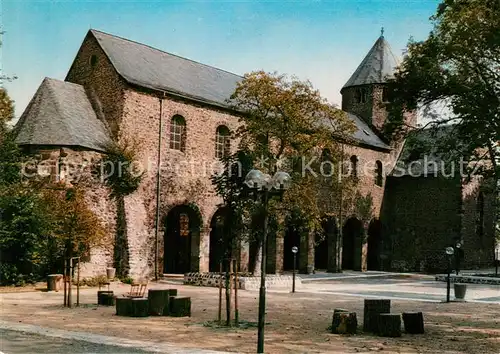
13,29,496,278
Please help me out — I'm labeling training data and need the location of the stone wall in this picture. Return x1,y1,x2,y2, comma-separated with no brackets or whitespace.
382,175,463,272
22,146,117,278
118,89,242,277
66,32,127,138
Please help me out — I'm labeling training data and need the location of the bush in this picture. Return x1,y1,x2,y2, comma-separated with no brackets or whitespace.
73,275,108,287
0,263,35,286
121,276,134,285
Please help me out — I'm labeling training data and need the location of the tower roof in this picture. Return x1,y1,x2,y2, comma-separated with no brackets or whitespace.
342,35,400,90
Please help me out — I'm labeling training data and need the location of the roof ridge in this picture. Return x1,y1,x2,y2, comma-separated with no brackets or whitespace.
90,29,243,79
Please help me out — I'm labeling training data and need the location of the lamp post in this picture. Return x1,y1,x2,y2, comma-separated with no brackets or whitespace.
454,241,462,276
244,169,291,354
291,246,298,293
495,247,499,277
445,246,455,303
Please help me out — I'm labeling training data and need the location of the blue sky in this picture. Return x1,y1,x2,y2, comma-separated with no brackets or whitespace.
3,0,440,118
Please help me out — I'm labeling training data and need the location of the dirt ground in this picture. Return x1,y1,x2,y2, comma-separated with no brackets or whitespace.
1,282,499,353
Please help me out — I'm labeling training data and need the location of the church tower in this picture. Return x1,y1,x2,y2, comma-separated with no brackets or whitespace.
341,30,407,132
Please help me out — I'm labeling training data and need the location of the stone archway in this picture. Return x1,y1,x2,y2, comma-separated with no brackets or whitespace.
209,208,227,272
342,217,364,270
164,204,202,274
367,219,382,270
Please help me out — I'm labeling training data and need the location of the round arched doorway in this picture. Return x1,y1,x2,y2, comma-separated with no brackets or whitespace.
164,205,202,274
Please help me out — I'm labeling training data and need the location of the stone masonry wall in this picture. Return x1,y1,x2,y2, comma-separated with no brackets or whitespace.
382,175,463,272
118,89,241,278
461,178,496,269
65,32,127,138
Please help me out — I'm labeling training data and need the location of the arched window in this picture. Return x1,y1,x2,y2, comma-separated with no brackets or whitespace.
375,160,383,186
170,115,186,151
476,192,484,239
215,125,231,158
350,155,358,178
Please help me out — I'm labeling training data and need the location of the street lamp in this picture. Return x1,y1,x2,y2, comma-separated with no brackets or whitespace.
291,246,298,293
495,247,499,277
244,169,291,354
454,241,462,275
445,246,455,303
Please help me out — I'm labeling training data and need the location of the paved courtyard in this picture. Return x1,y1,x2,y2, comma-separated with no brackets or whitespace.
0,274,499,353
293,272,500,303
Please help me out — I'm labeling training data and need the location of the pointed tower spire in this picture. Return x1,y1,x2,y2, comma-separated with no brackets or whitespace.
341,35,400,90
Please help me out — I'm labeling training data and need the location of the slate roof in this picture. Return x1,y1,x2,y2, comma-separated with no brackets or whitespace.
89,29,242,108
87,30,390,151
14,78,111,152
342,35,400,90
348,112,390,150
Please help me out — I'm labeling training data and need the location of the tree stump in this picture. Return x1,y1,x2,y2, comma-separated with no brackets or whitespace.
130,298,149,317
378,313,402,337
116,297,132,316
148,289,177,316
98,291,115,306
402,312,424,334
331,308,349,331
363,299,391,333
169,296,191,317
332,309,357,334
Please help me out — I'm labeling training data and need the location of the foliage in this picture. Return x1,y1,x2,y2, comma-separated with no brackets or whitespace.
121,276,134,285
0,88,15,136
0,89,21,187
98,140,144,198
0,184,52,285
0,182,107,285
0,130,22,186
73,275,108,287
385,0,500,246
385,0,499,180
229,71,356,236
41,186,107,260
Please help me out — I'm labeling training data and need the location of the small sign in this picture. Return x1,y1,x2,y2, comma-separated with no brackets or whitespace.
291,246,298,254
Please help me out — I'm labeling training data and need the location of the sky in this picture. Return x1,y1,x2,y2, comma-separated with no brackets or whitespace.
2,0,441,119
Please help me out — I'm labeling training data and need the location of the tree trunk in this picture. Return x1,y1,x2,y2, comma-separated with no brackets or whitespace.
225,258,232,326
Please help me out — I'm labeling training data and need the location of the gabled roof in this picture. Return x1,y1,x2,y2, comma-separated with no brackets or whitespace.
14,78,111,152
342,35,400,90
64,29,389,151
88,29,242,108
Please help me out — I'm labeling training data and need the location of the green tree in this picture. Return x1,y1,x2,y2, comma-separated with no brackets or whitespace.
0,184,52,285
211,148,255,326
